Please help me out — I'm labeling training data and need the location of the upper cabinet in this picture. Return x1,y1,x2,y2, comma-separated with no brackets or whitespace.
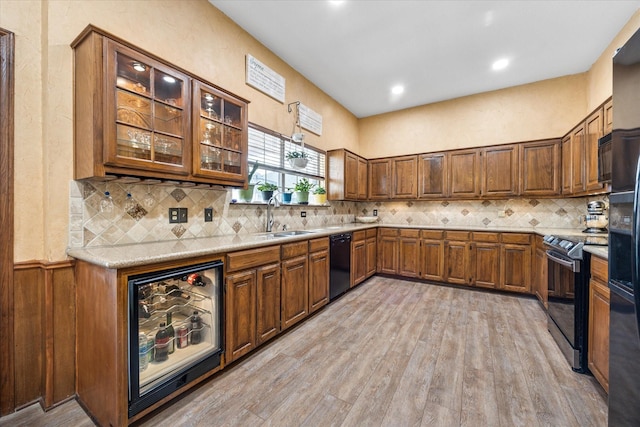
519,139,561,196
418,153,447,199
368,158,392,200
72,27,248,186
327,149,368,201
448,149,481,198
481,144,519,197
604,98,613,135
391,155,418,199
585,108,605,192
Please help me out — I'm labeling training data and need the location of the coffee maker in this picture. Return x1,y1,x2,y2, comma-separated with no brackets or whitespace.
583,200,608,233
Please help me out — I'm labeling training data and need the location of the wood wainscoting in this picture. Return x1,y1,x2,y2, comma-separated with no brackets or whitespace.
11,260,76,413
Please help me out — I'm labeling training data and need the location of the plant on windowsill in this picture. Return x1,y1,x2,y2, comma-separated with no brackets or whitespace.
311,186,327,205
256,182,279,201
286,151,308,169
293,178,314,205
238,162,259,202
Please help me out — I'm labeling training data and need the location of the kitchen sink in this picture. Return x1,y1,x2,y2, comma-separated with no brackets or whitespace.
272,230,316,237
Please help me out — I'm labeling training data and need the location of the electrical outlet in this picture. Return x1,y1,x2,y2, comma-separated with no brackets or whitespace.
301,211,306,218
373,209,378,216
204,208,213,222
169,208,180,223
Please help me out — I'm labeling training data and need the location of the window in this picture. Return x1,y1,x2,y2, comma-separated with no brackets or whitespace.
244,123,325,202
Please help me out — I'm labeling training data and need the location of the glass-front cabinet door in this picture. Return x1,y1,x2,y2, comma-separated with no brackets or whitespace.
192,81,247,184
105,40,190,175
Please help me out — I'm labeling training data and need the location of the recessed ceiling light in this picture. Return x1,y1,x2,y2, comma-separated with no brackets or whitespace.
492,58,509,71
391,85,404,95
329,0,345,6
163,75,176,83
132,62,146,72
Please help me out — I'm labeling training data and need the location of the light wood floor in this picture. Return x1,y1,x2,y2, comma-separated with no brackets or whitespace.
0,277,607,427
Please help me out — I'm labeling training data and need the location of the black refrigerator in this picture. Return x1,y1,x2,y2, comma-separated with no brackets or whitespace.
609,26,640,426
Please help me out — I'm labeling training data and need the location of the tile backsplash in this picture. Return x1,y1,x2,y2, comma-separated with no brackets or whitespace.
69,180,604,248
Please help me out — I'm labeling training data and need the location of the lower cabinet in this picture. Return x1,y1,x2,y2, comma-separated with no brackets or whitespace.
421,230,445,282
365,229,377,278
378,228,399,274
472,232,500,289
533,235,548,307
398,229,421,278
352,231,367,286
444,231,472,285
226,245,281,363
500,234,532,294
281,242,309,331
308,237,330,314
589,255,610,393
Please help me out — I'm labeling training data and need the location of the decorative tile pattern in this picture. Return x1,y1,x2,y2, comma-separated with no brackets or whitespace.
171,225,186,238
170,188,187,202
482,218,492,225
126,204,148,221
529,199,540,207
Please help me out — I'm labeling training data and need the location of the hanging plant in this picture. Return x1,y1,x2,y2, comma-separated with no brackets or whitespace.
286,151,308,169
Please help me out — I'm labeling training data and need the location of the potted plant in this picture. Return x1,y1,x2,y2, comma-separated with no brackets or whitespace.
311,186,327,205
286,151,308,169
238,162,259,202
281,187,293,204
256,182,278,201
293,178,314,205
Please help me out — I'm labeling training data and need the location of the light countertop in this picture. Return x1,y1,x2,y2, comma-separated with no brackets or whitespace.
67,223,605,269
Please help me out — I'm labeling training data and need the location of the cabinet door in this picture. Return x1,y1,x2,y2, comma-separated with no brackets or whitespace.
392,155,418,199
571,123,586,194
561,134,572,195
445,241,471,285
256,263,280,345
500,244,532,293
368,159,392,200
604,98,613,135
308,249,330,313
226,270,256,362
418,153,447,199
351,239,367,286
281,256,309,331
421,239,445,282
448,150,480,198
585,108,605,192
192,80,248,185
357,157,369,200
481,145,519,197
345,152,359,200
365,237,377,278
377,235,398,274
398,235,421,278
520,139,561,196
105,40,190,175
534,247,548,307
473,242,500,289
589,278,610,393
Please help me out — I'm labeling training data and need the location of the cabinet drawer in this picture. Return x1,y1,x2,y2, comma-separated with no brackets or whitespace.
309,237,329,253
366,228,377,238
473,232,499,243
399,229,420,238
445,231,470,241
227,245,280,272
353,231,366,242
501,233,531,244
421,230,443,239
591,255,608,284
282,241,308,259
378,228,399,237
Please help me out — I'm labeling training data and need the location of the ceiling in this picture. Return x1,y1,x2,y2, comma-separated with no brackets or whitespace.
210,1,640,118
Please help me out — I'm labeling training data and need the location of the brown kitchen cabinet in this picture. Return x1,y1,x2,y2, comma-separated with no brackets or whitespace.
226,245,281,363
472,233,500,289
481,145,519,197
444,231,473,285
308,238,330,314
192,80,248,186
392,155,418,199
571,123,587,194
327,149,368,201
533,235,548,307
398,229,421,278
377,228,399,274
604,98,613,134
351,231,367,286
368,158,392,200
418,153,447,199
561,133,573,195
421,230,445,282
365,228,377,278
448,149,481,198
500,233,532,293
72,26,249,186
520,139,561,196
589,255,610,393
585,107,605,192
280,242,309,331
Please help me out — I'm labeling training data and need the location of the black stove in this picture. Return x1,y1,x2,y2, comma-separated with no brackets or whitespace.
542,234,608,260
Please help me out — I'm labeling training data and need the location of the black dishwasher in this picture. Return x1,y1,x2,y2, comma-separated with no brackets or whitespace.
330,233,352,300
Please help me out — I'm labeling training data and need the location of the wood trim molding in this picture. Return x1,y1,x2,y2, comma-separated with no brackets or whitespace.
0,27,15,416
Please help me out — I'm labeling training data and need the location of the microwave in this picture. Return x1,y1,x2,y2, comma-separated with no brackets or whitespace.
598,132,612,183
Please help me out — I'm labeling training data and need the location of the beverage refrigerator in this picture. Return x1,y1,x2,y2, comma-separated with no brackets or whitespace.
127,260,223,418
609,26,640,426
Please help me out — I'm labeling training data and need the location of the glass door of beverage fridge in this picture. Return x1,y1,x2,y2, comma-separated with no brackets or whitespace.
127,260,223,418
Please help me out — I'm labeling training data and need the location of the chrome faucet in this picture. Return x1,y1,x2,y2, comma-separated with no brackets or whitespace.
266,194,280,232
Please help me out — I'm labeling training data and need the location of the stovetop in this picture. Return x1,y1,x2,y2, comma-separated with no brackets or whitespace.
543,234,608,260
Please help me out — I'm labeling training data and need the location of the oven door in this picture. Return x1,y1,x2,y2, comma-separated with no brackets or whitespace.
547,250,579,346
